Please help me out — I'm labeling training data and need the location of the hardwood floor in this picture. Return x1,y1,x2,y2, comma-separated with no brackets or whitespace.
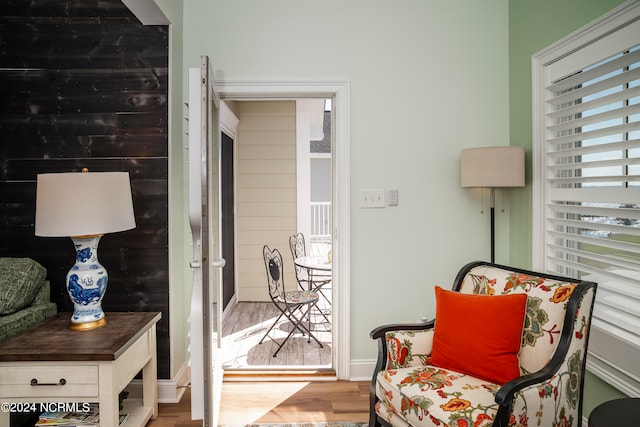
149,245,358,427
147,381,370,426
222,301,332,370
219,380,370,424
146,387,201,427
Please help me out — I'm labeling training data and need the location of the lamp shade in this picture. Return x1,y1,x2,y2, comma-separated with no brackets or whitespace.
460,146,525,188
35,172,136,237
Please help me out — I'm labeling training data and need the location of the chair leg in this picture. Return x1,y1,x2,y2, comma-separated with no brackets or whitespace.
308,300,331,327
260,303,324,357
258,310,286,345
272,307,323,357
262,306,296,357
309,283,331,326
286,305,324,343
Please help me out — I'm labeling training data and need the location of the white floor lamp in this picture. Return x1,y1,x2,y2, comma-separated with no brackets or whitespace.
461,146,525,263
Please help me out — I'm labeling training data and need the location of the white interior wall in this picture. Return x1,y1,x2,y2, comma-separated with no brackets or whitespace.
179,0,510,364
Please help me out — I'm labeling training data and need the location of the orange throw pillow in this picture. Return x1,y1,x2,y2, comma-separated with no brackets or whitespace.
429,286,528,384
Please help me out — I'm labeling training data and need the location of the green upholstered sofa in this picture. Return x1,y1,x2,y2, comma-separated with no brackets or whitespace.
0,257,57,342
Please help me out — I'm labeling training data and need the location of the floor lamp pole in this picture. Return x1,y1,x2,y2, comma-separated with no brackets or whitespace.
490,187,496,263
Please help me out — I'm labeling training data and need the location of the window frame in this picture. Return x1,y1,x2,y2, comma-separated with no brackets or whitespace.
532,0,640,396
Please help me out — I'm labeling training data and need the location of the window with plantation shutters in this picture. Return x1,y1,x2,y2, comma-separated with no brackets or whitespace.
532,2,640,395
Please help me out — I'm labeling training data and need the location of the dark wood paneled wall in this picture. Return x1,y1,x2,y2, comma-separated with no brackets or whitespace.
0,0,170,379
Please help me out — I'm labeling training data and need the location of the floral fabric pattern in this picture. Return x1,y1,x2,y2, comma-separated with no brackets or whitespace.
461,267,576,374
374,264,596,427
386,330,433,369
376,365,501,427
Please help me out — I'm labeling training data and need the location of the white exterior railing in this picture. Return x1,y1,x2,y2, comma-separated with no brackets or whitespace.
310,202,331,240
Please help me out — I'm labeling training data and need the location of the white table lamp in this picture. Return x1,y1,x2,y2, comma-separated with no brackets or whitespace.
35,170,136,331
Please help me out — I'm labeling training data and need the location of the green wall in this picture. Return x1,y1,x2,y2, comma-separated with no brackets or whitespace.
507,0,629,416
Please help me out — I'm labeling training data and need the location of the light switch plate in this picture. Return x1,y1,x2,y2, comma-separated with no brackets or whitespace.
360,189,385,208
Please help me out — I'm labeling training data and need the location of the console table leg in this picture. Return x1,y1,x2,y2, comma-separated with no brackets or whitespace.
143,323,159,419
98,364,119,427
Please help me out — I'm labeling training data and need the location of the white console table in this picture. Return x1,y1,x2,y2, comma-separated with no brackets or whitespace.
0,312,161,427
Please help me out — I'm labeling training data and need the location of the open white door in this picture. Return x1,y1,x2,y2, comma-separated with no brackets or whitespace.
188,55,224,427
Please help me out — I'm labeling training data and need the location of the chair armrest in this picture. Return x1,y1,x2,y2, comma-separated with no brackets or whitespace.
369,320,435,427
489,350,579,426
495,362,560,406
370,320,435,372
370,319,435,340
493,365,572,427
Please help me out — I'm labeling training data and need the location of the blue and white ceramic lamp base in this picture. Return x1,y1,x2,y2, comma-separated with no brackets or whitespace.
66,235,108,331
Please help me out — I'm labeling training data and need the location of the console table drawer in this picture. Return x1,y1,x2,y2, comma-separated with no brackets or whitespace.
0,364,98,397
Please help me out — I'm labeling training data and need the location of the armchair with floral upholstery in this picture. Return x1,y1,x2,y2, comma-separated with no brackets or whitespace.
369,261,597,427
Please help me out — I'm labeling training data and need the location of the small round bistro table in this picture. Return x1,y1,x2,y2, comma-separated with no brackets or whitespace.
588,398,640,427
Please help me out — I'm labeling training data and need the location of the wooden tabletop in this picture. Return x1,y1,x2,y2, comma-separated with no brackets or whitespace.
0,312,161,362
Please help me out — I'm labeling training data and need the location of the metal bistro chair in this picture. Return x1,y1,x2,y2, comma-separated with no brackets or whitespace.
289,232,332,299
259,245,324,357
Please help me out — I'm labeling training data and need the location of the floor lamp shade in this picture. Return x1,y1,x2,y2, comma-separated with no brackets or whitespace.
35,171,136,330
460,146,525,263
460,146,525,188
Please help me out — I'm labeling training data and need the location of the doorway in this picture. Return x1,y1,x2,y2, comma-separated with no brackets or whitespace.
216,81,350,379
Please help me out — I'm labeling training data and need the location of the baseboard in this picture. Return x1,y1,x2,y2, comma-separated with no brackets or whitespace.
349,359,375,381
587,350,640,396
222,294,238,323
127,361,190,403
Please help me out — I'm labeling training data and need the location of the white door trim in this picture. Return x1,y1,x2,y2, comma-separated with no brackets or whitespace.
217,80,351,379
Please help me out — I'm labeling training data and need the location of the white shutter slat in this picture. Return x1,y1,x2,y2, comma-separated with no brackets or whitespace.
547,68,640,106
547,202,640,220
549,48,640,93
591,318,640,348
548,86,640,119
547,103,640,134
547,18,640,83
548,229,640,254
547,122,640,146
549,217,640,237
549,175,640,185
547,244,640,277
549,187,640,204
547,139,640,158
593,308,640,341
549,157,640,173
